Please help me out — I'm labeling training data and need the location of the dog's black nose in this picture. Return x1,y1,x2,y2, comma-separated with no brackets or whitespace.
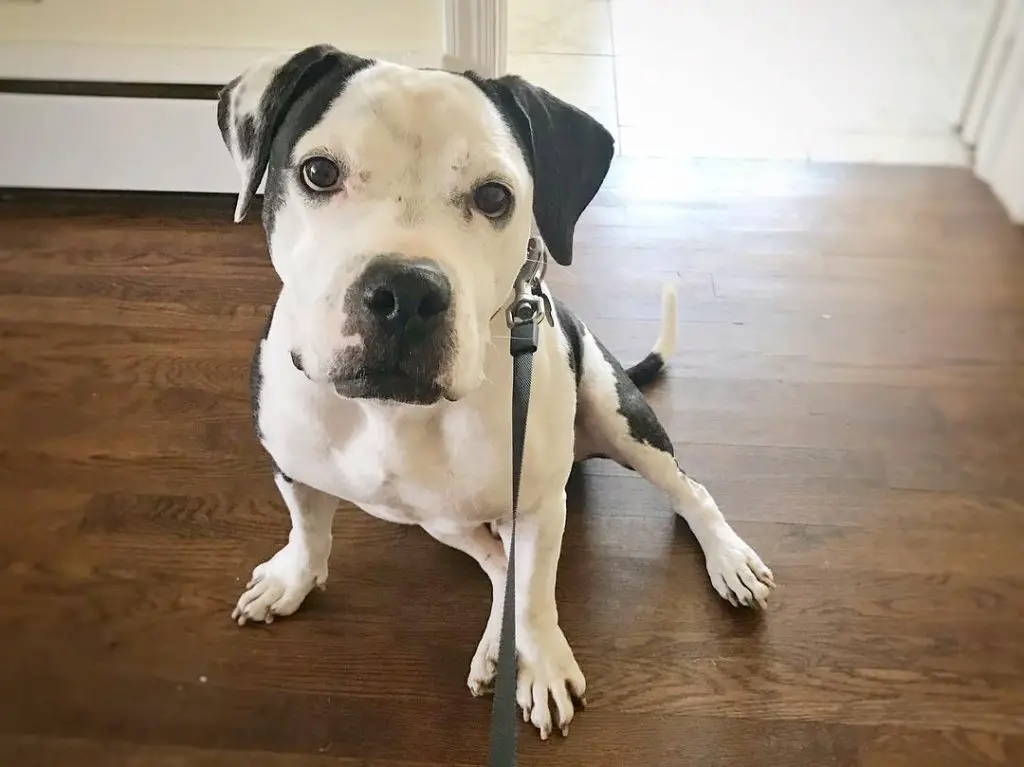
360,258,452,337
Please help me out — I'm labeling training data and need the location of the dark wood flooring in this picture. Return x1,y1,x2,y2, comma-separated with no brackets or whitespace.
1,158,1024,766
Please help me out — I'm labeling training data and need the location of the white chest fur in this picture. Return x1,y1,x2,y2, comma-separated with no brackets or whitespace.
254,319,519,526
254,298,578,528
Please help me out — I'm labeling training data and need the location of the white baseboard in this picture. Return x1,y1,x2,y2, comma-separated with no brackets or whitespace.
0,93,243,193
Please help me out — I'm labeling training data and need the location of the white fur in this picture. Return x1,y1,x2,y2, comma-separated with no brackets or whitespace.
269,63,531,400
223,54,775,740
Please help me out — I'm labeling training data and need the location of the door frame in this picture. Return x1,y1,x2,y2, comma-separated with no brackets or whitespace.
973,0,1024,221
957,0,1019,149
444,0,508,78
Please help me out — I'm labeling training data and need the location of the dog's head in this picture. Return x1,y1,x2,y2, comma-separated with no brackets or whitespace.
218,45,613,405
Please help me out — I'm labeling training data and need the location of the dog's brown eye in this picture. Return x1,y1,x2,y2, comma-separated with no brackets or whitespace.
473,182,512,218
301,156,341,192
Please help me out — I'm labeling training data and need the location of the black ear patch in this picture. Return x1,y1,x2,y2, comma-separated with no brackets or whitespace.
217,44,372,222
466,73,615,266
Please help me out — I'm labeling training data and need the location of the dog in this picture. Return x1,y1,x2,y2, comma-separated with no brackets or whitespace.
218,44,775,740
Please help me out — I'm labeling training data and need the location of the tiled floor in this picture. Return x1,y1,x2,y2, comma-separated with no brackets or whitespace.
507,0,998,166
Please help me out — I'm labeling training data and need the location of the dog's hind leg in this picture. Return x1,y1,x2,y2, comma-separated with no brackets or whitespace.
572,284,775,608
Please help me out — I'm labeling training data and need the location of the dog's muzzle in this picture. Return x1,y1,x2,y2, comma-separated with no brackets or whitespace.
331,255,454,404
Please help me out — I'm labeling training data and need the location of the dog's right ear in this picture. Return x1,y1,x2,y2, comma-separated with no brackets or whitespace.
217,44,371,223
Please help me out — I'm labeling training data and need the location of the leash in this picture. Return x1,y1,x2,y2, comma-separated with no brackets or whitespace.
488,238,552,767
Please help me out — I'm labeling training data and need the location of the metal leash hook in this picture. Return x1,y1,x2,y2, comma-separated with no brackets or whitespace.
506,236,554,346
489,236,553,767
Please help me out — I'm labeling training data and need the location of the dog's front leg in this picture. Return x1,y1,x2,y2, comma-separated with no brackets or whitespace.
232,475,338,625
509,487,585,740
420,522,507,696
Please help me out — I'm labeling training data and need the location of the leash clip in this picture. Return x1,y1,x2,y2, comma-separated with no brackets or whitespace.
506,237,554,338
507,293,543,357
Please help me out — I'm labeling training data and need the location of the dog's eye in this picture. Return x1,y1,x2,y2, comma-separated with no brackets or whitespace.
301,156,342,192
472,182,512,218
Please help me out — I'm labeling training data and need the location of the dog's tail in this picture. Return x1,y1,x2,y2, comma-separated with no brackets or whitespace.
626,281,677,389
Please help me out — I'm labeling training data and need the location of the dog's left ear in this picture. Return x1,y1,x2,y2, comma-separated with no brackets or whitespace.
469,74,615,266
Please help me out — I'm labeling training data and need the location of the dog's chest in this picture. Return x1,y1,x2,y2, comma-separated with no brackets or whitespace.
259,374,506,525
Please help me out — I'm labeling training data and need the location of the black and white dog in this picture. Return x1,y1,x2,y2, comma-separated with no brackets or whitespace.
218,45,774,740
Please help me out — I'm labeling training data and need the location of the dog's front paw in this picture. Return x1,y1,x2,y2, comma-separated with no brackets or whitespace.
704,529,775,609
468,619,500,696
231,542,327,625
516,624,586,740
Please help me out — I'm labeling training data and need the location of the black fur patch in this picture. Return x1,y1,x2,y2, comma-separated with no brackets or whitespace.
460,71,614,267
262,53,372,237
626,351,666,388
593,335,675,456
237,114,258,159
215,79,234,141
215,45,372,232
552,297,585,388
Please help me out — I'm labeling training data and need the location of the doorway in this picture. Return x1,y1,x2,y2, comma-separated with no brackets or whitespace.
506,0,1002,166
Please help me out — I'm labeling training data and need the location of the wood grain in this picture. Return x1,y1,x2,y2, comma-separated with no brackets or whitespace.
1,158,1023,766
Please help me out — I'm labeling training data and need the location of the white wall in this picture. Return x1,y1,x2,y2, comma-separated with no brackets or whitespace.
0,0,444,53
0,0,504,193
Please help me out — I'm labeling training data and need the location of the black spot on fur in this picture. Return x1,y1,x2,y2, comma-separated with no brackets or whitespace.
594,336,675,456
237,114,258,159
552,297,584,388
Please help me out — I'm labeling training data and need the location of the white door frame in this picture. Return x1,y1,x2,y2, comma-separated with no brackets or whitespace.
957,0,1019,148
0,1,506,192
973,0,1024,222
444,0,508,78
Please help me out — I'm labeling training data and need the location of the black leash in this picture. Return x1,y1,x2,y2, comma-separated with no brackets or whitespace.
488,239,552,767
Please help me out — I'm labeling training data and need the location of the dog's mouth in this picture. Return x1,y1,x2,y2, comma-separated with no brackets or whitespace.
333,369,445,406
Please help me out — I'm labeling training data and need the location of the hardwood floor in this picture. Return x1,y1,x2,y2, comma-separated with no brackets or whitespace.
1,158,1023,766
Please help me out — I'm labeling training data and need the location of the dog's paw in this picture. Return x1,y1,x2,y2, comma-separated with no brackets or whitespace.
516,625,586,740
704,530,775,609
231,543,327,625
468,620,500,696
